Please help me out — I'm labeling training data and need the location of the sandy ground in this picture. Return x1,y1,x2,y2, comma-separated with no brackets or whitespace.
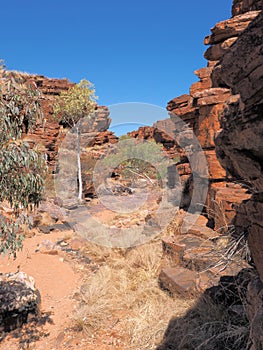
0,188,173,349
0,230,96,350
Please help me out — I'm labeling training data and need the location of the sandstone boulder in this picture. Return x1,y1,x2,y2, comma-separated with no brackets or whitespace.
204,11,260,45
0,272,39,331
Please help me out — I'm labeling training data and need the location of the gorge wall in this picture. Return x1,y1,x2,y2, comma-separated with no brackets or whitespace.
1,70,118,163
162,1,263,348
212,8,263,349
0,71,118,198
213,9,263,280
128,2,262,229
165,1,262,230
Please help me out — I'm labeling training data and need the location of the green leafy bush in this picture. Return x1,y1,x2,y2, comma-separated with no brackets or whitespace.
0,72,47,255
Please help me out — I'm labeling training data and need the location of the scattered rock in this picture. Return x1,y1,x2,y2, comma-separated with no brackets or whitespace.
68,237,88,251
36,240,61,255
204,11,260,45
0,272,39,332
159,267,197,295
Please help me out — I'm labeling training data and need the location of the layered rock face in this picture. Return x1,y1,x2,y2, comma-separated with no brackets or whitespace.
0,71,117,176
127,120,180,160
214,10,263,280
213,8,263,350
23,75,116,172
160,2,263,348
0,71,118,198
0,71,74,171
166,3,261,228
232,0,263,15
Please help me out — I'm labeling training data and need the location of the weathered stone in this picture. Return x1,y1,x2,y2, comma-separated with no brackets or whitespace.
239,196,263,282
69,237,89,251
187,223,216,240
159,267,197,295
162,236,186,265
196,262,250,292
162,234,213,266
207,182,251,231
193,88,231,106
196,270,220,292
190,65,216,95
37,200,68,222
127,123,180,160
176,163,192,176
204,11,260,45
232,0,263,16
214,10,263,284
190,149,226,179
38,225,55,234
212,12,263,108
197,104,224,148
167,94,196,117
162,3,263,346
204,37,238,61
182,247,220,272
190,78,212,95
0,272,39,332
180,213,216,239
194,67,214,80
36,240,61,255
33,211,57,227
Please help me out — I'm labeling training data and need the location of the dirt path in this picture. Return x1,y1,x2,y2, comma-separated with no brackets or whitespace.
0,229,90,350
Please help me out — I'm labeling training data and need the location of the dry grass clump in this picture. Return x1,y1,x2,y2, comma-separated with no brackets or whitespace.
156,294,250,350
208,231,251,273
73,241,195,349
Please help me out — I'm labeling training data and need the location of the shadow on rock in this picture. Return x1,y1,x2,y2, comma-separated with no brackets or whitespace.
157,268,256,350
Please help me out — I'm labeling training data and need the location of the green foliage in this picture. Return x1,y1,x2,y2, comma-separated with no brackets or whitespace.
54,79,97,202
118,134,132,141
0,77,43,142
53,79,97,127
0,75,46,256
0,141,46,210
101,139,172,183
0,217,24,256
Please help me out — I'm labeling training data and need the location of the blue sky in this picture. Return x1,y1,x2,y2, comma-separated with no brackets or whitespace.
1,0,231,129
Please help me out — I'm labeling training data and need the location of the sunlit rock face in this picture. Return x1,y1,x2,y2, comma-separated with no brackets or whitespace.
213,7,263,350
214,10,263,281
165,1,260,226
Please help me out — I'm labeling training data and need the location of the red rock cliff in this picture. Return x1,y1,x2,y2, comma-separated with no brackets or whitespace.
166,2,262,229
0,71,117,173
214,10,263,280
213,7,263,349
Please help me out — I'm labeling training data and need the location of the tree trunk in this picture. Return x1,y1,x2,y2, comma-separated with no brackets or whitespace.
76,125,82,202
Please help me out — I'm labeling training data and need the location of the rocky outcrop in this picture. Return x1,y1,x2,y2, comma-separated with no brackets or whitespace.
0,70,118,199
232,0,263,16
0,71,74,171
0,272,39,331
212,7,263,350
204,11,260,47
160,1,263,349
159,210,250,295
214,10,263,281
165,4,262,229
127,120,180,160
160,0,262,299
0,71,116,179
